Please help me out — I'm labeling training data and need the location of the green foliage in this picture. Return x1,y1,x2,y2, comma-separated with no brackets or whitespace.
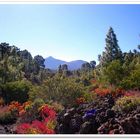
113,95,140,113
97,59,140,89
83,92,97,103
41,77,85,107
90,60,96,69
102,60,123,86
28,86,47,102
0,43,25,83
34,55,45,68
81,62,91,71
120,64,140,89
99,27,122,66
32,98,45,109
0,43,50,84
96,29,140,90
2,80,30,104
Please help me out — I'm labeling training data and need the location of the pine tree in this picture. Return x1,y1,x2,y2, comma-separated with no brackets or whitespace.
34,55,45,68
99,27,122,66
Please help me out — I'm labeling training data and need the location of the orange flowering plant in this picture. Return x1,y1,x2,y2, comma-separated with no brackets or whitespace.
16,104,57,134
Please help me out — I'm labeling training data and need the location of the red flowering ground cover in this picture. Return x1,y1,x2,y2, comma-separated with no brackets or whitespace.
16,120,55,134
16,104,57,134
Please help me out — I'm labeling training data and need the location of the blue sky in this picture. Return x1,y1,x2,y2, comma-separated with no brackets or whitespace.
0,4,140,62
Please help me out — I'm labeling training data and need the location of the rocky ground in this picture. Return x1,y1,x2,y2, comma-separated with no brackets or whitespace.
0,124,15,134
55,95,140,134
0,94,140,134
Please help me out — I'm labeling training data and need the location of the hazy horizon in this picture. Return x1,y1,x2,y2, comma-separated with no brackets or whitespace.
0,4,140,62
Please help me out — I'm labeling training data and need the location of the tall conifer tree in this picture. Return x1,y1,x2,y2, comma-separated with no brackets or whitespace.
100,27,122,66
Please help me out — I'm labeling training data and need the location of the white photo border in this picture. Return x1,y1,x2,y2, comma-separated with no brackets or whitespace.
0,1,140,138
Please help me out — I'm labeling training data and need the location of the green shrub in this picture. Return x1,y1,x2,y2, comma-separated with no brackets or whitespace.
83,92,97,103
2,80,30,104
43,77,85,107
113,95,140,113
102,60,123,86
120,65,140,89
29,77,85,107
28,86,47,102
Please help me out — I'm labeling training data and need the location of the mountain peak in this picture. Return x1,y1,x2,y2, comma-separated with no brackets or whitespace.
47,56,55,59
44,56,87,70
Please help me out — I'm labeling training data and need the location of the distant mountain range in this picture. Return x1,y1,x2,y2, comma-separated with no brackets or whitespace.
44,56,87,70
